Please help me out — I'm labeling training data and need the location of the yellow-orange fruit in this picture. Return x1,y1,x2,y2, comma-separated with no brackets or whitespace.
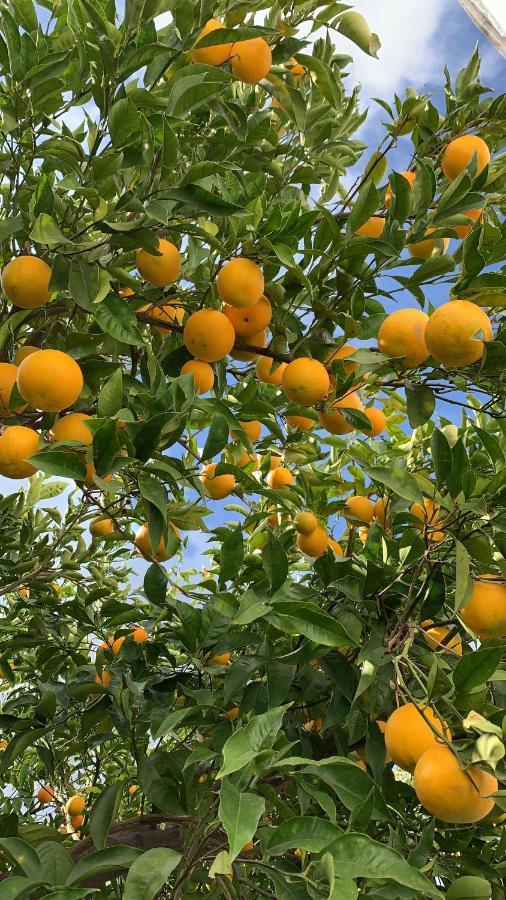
136,239,181,287
90,517,114,537
19,588,29,598
328,538,343,557
425,299,492,368
241,840,255,852
95,671,111,689
373,497,389,527
256,356,286,385
384,703,451,773
363,407,386,437
200,463,235,499
228,706,239,720
224,294,272,336
236,450,259,470
128,785,138,795
287,57,305,79
191,18,233,66
452,207,482,239
71,815,84,829
297,525,328,558
460,576,506,641
266,466,293,489
217,258,264,309
282,358,329,405
410,499,445,542
385,171,416,207
441,135,490,182
230,38,272,84
318,392,364,435
51,412,93,445
232,420,262,443
294,512,318,535
37,785,54,804
0,425,39,479
345,495,374,525
14,346,39,366
408,229,450,260
377,309,429,368
65,795,85,817
414,744,497,823
183,309,235,362
285,414,315,431
139,301,184,334
358,526,369,544
135,522,179,563
209,652,231,666
326,344,359,375
231,329,266,362
2,256,52,309
422,620,462,655
17,349,83,412
0,741,8,750
304,717,323,733
132,627,148,643
112,636,125,655
180,359,214,394
355,216,385,239
119,287,135,297
0,362,26,416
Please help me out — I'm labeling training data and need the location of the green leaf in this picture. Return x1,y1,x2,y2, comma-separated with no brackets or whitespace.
144,564,168,605
89,782,124,851
218,779,265,862
405,382,435,427
267,603,356,648
67,846,142,886
138,752,185,814
123,847,181,900
347,180,379,235
431,428,452,487
69,259,99,311
139,473,167,520
218,706,288,779
30,214,70,247
0,215,23,242
161,185,246,217
109,98,142,148
454,540,472,612
454,645,502,692
265,817,342,855
327,833,443,897
262,531,288,595
28,451,87,481
337,12,381,58
37,840,73,887
362,467,423,503
202,414,229,461
0,837,42,879
94,294,144,346
219,525,244,588
406,253,455,286
97,368,123,417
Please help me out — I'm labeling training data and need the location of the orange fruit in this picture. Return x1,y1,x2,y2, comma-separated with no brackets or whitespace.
217,258,264,309
209,652,231,666
297,525,328,558
132,627,148,643
65,795,85,817
385,171,416,207
112,636,125,655
363,407,386,436
294,512,318,535
0,362,26,416
51,412,93,444
256,356,286,384
377,309,429,368
326,344,359,375
460,576,506,641
71,815,84,829
17,349,83,412
373,497,389,527
414,744,497,823
231,329,266,362
37,785,54,804
358,526,369,543
232,420,262,443
0,426,39,479
134,522,179,562
128,784,138,795
345,495,374,525
90,517,114,537
441,135,490,181
422,620,462,655
183,309,235,362
228,706,239,720
236,450,259,470
408,229,450,259
95,671,111,689
282,358,329,405
14,345,39,366
230,38,272,84
180,359,214,394
328,538,343,557
200,463,235,499
0,741,8,750
285,414,315,431
425,299,492,368
410,498,445,542
451,207,482,239
241,840,254,852
136,238,181,287
191,18,233,66
355,216,385,239
2,256,52,308
266,466,293,489
287,57,305,79
384,703,451,773
224,294,272,335
318,392,364,435
139,301,184,334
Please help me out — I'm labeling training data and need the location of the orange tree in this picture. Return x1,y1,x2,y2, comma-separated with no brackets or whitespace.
0,0,505,897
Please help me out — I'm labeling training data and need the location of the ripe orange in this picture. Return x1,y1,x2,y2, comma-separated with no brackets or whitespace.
256,356,286,385
236,450,259,470
191,18,232,66
2,256,52,308
297,525,328,558
209,652,231,666
139,301,184,334
287,57,305,79
384,703,451,773
228,706,239,720
328,538,343,557
0,426,39,479
0,362,26,416
65,795,85,817
180,359,214,394
51,412,93,444
136,239,181,287
132,627,148,643
135,522,179,562
217,258,264,309
408,229,449,260
37,785,54,804
358,526,369,543
282,358,329,405
294,512,318,535
373,497,389,527
345,496,374,525
0,741,8,750
422,620,462,655
224,294,272,335
71,815,84,829
95,671,111,689
410,498,445,542
441,135,490,181
266,466,293,489
230,38,272,83
425,299,492,368
326,344,359,375
112,636,125,655
377,309,429,368
128,784,138,795
17,349,83,412
90,517,114,537
200,463,235,499
232,420,261,443
414,744,497,823
385,171,416,207
285,414,315,430
363,407,386,436
231,329,266,361
318,392,364,435
14,345,39,366
460,576,506,641
355,216,385,239
451,207,482,239
183,310,235,362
